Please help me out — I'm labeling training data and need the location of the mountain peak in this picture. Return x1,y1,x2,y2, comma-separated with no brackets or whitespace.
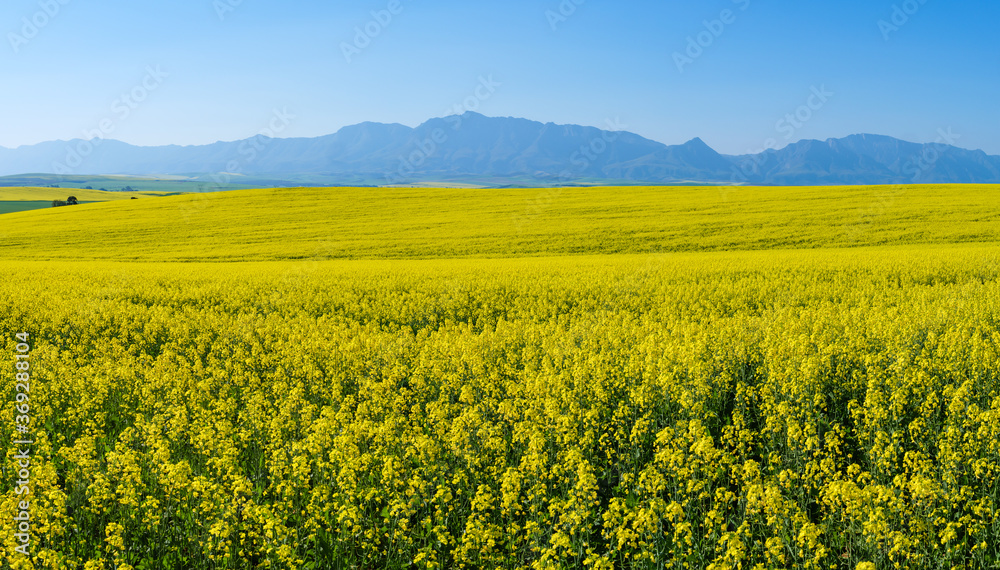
681,137,714,150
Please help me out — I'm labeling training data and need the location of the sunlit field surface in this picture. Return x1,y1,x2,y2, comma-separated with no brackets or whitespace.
1,185,1000,569
0,187,165,202
1,184,998,261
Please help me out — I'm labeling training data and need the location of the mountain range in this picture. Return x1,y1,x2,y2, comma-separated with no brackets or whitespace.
2,112,998,187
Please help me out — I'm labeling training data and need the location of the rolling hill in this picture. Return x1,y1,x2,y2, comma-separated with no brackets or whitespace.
1,184,998,262
0,186,170,214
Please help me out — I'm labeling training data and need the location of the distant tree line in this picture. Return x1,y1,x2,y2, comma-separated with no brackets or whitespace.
51,196,79,208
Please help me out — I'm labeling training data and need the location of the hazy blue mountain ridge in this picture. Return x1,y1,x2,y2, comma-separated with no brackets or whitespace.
1,113,997,186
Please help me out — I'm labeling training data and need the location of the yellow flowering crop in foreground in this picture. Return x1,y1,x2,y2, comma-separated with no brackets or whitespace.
0,245,998,568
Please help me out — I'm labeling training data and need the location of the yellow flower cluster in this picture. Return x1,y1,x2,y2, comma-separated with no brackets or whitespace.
0,245,998,568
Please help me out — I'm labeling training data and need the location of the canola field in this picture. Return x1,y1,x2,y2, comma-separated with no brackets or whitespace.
0,187,164,203
1,185,1000,569
0,187,166,217
1,184,999,261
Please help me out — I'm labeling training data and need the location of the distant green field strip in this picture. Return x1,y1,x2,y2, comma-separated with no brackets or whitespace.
0,184,997,262
0,201,53,214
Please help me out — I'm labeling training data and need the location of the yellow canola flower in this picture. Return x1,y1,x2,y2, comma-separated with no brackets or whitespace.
0,225,998,568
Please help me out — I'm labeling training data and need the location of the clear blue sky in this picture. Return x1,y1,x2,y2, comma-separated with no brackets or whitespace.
2,0,998,154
